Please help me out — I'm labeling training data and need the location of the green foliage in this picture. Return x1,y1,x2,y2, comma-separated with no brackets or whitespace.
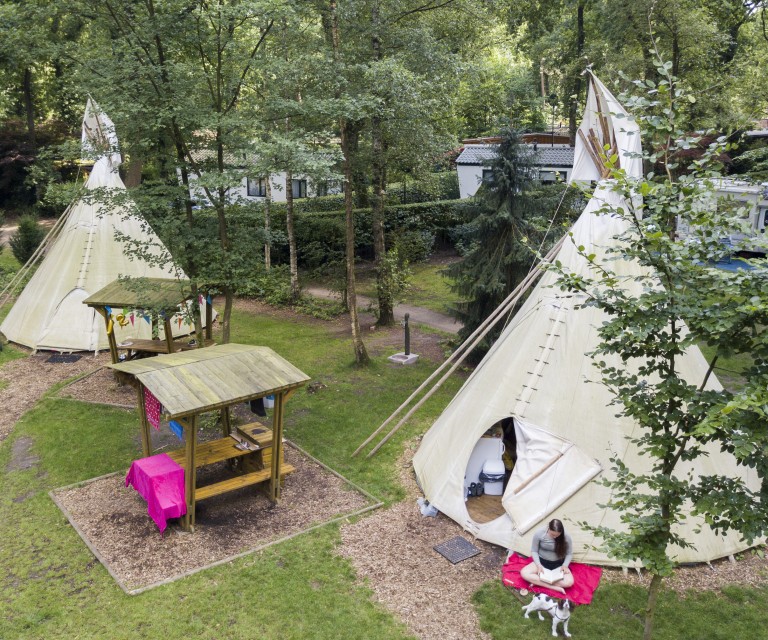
385,171,459,204
34,180,82,219
391,229,435,263
9,214,45,264
729,144,768,181
374,247,412,319
229,199,477,270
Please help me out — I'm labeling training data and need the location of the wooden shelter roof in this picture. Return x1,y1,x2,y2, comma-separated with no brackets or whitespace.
83,277,195,312
108,343,310,418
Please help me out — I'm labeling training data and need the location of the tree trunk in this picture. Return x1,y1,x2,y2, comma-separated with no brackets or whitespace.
643,573,663,640
285,169,300,302
22,68,36,150
216,129,233,343
123,158,143,188
264,177,272,270
371,6,394,326
342,121,370,365
568,1,586,145
328,0,368,365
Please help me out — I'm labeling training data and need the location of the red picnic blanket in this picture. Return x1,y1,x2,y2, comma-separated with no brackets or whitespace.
502,552,603,605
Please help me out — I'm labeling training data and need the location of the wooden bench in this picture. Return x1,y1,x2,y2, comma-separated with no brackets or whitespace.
195,464,296,501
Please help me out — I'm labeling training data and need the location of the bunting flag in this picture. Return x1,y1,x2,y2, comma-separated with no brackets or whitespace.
105,305,112,316
206,294,212,305
143,314,151,324
198,294,204,305
177,316,183,329
169,420,184,441
130,313,135,326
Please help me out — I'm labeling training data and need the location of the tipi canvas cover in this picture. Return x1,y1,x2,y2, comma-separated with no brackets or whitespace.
413,74,760,566
1,99,203,352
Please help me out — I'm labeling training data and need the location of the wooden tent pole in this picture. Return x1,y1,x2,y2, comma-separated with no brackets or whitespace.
352,238,565,458
0,202,71,309
363,236,567,458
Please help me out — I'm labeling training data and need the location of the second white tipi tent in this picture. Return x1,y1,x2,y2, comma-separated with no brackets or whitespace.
412,74,760,566
1,99,208,352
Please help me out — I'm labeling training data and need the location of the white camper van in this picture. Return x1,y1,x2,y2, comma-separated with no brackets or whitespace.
677,179,768,254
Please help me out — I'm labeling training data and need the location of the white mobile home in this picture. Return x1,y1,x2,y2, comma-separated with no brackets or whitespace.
677,179,768,254
455,142,575,199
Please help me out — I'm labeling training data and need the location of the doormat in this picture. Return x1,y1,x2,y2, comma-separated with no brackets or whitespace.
46,354,82,364
433,536,481,564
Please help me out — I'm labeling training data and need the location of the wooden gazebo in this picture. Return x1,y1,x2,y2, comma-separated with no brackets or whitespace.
83,277,214,364
110,343,310,531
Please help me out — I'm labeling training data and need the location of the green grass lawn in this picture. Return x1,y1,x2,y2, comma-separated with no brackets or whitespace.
0,304,460,640
2,300,766,640
329,255,459,316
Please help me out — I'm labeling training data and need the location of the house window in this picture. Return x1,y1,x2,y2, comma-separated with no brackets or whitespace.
316,180,343,196
482,169,494,184
247,177,267,197
292,178,307,199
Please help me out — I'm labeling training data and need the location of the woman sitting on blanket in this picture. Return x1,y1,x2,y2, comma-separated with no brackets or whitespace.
520,518,574,594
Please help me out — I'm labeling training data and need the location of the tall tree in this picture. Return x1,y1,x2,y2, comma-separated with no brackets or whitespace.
82,0,280,343
447,128,578,351
325,0,370,365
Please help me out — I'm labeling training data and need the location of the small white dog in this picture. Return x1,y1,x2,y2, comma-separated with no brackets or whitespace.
522,593,572,637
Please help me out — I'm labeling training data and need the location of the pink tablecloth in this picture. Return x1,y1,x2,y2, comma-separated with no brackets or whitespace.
125,453,186,534
502,553,603,604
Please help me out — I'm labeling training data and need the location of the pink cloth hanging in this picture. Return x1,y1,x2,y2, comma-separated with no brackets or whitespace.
144,388,162,430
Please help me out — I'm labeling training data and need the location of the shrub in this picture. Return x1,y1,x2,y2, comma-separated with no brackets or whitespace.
386,172,459,204
9,214,46,264
35,182,83,218
391,229,435,263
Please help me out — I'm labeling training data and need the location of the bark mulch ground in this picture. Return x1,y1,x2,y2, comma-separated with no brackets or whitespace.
52,445,378,594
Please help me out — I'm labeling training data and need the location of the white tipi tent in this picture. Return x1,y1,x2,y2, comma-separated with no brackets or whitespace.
1,99,207,352
412,74,760,566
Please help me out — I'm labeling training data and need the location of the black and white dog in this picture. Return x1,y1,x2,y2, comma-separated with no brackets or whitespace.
522,593,572,637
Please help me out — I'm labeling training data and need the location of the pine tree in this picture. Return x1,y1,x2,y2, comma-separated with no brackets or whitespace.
448,129,576,353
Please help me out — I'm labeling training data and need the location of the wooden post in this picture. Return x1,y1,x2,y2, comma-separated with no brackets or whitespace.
163,316,175,353
183,415,197,531
96,307,120,364
269,392,285,502
205,296,213,340
136,385,152,458
221,406,231,438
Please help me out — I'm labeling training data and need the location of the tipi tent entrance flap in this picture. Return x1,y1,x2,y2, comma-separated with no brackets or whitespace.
502,417,602,534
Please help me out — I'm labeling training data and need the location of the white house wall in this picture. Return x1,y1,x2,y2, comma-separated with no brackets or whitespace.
184,171,333,206
458,164,484,199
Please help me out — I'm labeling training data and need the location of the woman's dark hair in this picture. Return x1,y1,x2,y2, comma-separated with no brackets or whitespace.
549,519,567,559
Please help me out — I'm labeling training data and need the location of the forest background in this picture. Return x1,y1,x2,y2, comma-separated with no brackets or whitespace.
2,0,768,359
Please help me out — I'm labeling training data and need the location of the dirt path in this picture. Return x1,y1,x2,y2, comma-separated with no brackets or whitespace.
304,286,461,334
